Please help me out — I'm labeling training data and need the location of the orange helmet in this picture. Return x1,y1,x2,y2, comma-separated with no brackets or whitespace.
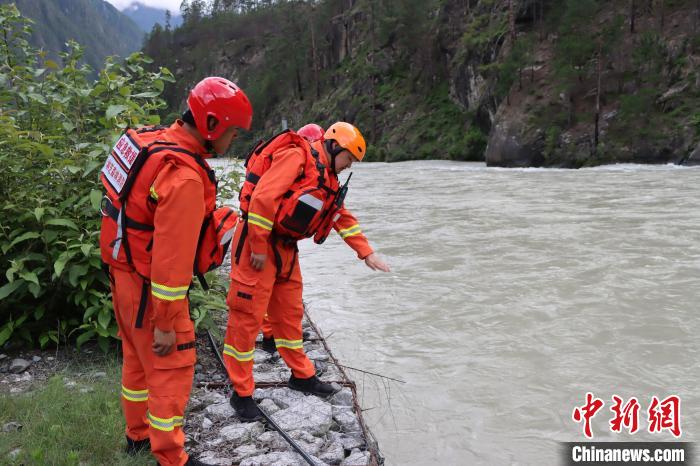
323,122,366,161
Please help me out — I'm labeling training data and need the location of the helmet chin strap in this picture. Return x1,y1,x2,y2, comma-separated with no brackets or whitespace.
324,139,344,174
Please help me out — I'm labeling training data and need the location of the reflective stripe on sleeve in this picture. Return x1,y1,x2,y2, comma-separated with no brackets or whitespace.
275,338,303,350
223,343,255,362
121,385,148,402
338,224,362,239
247,212,273,231
151,282,189,301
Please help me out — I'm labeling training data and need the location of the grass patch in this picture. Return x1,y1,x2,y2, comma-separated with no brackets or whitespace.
0,355,149,466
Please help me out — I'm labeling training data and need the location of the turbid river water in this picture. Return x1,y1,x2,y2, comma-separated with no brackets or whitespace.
215,159,699,465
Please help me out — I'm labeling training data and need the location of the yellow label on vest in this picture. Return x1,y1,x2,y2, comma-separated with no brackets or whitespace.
101,154,128,194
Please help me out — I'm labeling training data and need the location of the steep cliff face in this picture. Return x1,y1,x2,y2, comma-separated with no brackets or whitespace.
145,0,700,166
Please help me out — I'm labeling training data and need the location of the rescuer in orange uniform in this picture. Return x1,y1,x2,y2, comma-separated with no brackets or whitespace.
100,77,252,466
259,123,326,354
224,122,390,421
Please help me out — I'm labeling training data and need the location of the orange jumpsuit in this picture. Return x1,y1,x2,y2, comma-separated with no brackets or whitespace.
110,122,207,466
224,140,373,396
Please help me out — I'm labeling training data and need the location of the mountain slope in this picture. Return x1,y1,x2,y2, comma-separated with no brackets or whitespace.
1,0,144,71
122,1,182,33
143,0,700,167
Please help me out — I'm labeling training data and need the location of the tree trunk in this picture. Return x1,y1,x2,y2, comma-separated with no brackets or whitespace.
629,0,636,33
508,0,516,45
309,14,320,99
594,41,602,152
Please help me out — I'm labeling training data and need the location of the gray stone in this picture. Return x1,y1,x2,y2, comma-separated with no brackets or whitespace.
64,380,77,387
201,417,213,430
2,422,22,432
8,448,21,460
9,358,31,374
258,431,288,451
195,364,203,372
271,395,333,436
258,398,280,414
240,451,321,466
195,452,233,465
219,421,264,446
288,431,324,455
9,387,23,394
306,349,329,362
205,401,235,419
254,387,306,409
253,350,271,364
333,408,361,433
330,388,353,407
206,437,224,447
31,355,41,362
320,441,345,465
93,371,106,378
200,390,227,405
79,387,94,394
232,444,263,462
341,449,370,466
0,354,7,360
46,356,54,361
328,432,365,451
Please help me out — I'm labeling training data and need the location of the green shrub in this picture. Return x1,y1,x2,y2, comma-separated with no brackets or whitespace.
0,4,187,350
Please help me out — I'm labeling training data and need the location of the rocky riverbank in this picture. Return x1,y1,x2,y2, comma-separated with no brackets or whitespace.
185,317,382,466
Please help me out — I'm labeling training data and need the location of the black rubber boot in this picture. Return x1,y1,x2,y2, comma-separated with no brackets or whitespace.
261,335,277,354
288,374,339,398
230,391,263,422
125,436,150,455
185,457,216,466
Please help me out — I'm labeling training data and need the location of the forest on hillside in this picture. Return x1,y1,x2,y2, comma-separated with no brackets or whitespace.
145,0,700,167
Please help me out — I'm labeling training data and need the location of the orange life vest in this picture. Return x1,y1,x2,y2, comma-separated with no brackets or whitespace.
99,126,236,282
239,130,341,243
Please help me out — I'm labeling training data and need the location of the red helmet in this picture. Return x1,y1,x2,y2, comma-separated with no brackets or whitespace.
187,77,253,140
297,123,325,143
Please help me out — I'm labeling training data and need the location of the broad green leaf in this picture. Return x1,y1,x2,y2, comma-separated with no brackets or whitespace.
45,218,79,230
90,189,102,210
0,326,12,346
28,93,47,104
118,86,131,97
34,207,45,221
68,264,88,287
39,334,49,348
8,231,40,249
106,104,128,120
27,282,41,298
132,91,160,98
54,252,72,276
76,330,95,349
80,244,92,257
0,280,23,300
97,309,111,329
19,271,39,286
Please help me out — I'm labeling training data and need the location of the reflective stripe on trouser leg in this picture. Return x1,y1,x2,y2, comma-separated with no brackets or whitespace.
267,252,315,379
112,268,150,442
147,365,194,466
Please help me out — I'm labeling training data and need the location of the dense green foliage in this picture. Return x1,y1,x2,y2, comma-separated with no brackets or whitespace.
0,4,228,350
0,0,144,72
